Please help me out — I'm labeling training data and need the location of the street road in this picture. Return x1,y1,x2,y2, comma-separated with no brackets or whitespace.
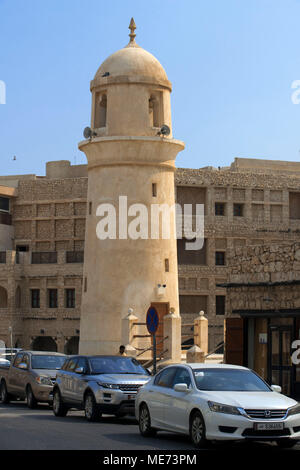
0,401,299,451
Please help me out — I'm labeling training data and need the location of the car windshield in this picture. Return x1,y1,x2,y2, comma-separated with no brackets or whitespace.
31,355,66,370
193,368,271,392
89,356,147,375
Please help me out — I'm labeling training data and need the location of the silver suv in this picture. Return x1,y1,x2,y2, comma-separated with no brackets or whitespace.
53,355,151,421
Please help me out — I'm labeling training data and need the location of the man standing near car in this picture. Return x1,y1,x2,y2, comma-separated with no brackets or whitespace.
118,345,126,356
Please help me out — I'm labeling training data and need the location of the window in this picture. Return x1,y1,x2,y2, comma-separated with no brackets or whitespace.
149,93,162,128
180,295,207,315
233,203,244,217
48,289,58,309
215,251,226,266
89,202,92,215
76,357,88,372
177,238,207,265
16,245,29,252
0,197,9,212
152,183,157,197
216,295,226,315
176,186,206,215
154,367,177,388
22,354,30,368
193,368,271,392
32,252,57,264
0,212,12,225
66,357,78,372
289,193,300,219
31,355,65,370
215,202,225,216
66,251,84,263
61,359,71,371
99,94,107,127
172,367,192,388
13,353,24,368
165,259,169,272
65,289,75,308
31,289,40,309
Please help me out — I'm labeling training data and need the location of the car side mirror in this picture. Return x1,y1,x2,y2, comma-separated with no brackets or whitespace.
75,366,85,374
271,384,282,393
174,383,189,393
18,363,28,370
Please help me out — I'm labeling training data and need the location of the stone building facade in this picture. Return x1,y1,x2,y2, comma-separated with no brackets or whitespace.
223,241,300,399
1,157,300,354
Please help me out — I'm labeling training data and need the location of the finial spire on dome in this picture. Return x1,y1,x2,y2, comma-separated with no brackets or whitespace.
128,17,137,46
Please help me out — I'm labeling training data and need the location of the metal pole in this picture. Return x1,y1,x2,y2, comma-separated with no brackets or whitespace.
8,326,13,358
153,333,157,375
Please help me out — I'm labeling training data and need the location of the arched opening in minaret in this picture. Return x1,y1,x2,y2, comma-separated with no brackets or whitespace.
149,92,162,128
99,93,107,127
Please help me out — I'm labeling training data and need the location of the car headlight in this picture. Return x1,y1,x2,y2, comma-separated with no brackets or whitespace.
208,401,243,416
287,403,300,416
97,382,120,389
36,376,53,386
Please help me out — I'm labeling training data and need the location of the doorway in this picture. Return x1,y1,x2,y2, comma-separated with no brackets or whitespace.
268,324,293,396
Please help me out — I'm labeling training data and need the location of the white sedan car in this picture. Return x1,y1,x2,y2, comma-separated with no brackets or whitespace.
135,363,300,448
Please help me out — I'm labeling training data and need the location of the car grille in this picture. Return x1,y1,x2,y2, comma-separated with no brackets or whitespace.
118,384,143,392
245,409,287,419
242,428,290,437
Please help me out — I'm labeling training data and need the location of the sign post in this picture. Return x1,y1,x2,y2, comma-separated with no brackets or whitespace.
146,307,159,375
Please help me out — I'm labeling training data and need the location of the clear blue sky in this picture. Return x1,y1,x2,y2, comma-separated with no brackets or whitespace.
1,0,300,175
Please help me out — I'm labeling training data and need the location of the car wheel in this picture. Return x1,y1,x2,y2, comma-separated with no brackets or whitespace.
26,386,38,409
276,439,298,449
139,404,157,437
0,380,10,404
84,392,101,422
53,389,68,417
190,411,208,448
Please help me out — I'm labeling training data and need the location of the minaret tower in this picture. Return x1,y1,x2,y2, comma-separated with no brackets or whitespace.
79,19,185,356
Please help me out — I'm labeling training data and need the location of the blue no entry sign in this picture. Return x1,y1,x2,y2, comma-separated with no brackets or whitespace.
146,307,159,335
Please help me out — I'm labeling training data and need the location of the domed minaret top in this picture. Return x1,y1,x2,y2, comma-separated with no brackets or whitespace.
88,19,178,137
91,18,170,89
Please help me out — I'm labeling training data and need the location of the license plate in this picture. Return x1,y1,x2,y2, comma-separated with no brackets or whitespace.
127,395,134,400
254,422,284,431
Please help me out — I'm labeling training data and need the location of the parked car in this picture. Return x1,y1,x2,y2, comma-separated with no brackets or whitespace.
0,351,66,408
53,355,151,421
135,363,300,449
0,358,11,367
0,348,22,365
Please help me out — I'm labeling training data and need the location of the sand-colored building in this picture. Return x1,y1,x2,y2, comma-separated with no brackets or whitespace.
1,157,300,356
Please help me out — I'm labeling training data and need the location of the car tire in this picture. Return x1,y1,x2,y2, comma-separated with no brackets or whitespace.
139,404,157,437
190,411,208,448
0,380,10,404
53,389,68,417
84,392,101,422
276,439,298,449
26,385,38,409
